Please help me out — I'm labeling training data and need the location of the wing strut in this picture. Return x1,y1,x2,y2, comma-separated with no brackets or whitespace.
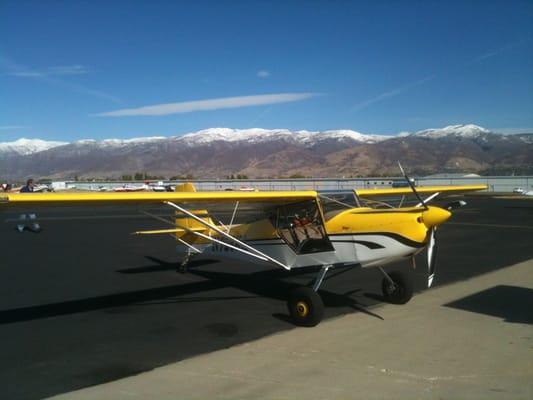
176,238,202,254
227,201,239,233
164,201,291,270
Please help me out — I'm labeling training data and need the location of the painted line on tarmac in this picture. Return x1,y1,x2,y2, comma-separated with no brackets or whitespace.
492,196,533,200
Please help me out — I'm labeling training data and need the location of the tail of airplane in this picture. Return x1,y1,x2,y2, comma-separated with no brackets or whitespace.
172,182,213,246
132,182,210,255
174,182,197,192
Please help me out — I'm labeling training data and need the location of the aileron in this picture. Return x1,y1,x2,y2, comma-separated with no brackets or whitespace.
355,184,487,197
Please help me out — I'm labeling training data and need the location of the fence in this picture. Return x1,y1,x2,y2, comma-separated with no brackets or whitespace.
67,176,532,193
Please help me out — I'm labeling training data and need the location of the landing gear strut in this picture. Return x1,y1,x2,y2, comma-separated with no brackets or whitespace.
379,268,413,304
287,265,331,327
177,248,194,273
178,254,190,273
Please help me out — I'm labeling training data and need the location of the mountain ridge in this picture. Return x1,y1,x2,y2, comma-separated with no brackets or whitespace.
1,125,531,179
2,124,531,156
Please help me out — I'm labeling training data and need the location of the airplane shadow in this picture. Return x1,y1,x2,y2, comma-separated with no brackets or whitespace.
0,256,384,325
116,256,218,274
136,257,385,322
186,266,384,322
443,285,533,325
364,293,386,302
0,280,222,325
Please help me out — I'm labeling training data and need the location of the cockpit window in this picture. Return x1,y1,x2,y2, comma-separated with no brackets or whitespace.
269,200,333,254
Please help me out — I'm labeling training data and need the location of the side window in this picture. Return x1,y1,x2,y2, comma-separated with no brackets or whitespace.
271,200,333,254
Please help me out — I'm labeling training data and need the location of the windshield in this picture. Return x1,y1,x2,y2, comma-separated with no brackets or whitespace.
318,191,359,221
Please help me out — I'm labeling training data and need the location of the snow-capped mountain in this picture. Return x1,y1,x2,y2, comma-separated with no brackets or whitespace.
0,128,392,155
0,124,531,179
310,130,390,144
0,138,68,155
0,126,497,155
179,128,391,146
73,136,167,148
411,124,491,139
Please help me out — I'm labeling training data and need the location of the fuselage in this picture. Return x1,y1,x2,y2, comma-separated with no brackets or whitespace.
176,204,451,270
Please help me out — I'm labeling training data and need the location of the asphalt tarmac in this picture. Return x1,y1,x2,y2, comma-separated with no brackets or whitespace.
0,196,532,400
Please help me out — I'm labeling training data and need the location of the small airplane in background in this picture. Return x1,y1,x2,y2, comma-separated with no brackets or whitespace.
224,186,258,192
113,181,174,192
113,184,148,192
513,187,533,196
32,184,53,193
149,181,175,192
0,164,486,326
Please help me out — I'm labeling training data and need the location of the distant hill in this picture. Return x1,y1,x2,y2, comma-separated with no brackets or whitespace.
1,125,532,180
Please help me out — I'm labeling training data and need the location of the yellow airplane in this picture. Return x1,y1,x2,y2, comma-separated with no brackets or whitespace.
0,169,486,327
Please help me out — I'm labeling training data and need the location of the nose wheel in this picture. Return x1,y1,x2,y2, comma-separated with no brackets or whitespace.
287,286,324,327
381,270,413,304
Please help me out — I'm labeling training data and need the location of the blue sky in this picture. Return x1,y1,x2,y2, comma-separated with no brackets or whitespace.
1,0,532,141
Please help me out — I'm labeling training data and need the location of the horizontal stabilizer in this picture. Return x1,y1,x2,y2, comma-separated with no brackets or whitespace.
133,227,206,235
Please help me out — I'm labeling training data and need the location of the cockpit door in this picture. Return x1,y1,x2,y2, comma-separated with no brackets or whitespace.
270,200,334,254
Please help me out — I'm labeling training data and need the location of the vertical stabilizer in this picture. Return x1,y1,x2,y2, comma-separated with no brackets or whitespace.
174,182,196,192
172,182,212,244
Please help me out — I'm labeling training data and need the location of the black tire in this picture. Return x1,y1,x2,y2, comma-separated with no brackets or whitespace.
381,271,414,304
287,286,324,327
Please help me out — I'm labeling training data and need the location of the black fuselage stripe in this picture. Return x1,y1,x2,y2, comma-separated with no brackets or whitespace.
245,232,425,249
330,240,385,249
329,232,425,248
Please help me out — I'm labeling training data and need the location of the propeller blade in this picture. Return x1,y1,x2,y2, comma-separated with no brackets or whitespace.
397,161,428,210
427,227,437,287
416,192,440,208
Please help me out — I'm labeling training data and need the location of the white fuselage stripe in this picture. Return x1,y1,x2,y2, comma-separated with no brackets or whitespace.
176,232,424,269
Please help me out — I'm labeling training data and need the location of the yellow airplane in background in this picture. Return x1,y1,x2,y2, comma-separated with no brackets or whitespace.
1,167,486,326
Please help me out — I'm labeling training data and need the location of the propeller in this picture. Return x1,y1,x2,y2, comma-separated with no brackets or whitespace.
397,161,428,210
398,161,439,287
426,227,437,287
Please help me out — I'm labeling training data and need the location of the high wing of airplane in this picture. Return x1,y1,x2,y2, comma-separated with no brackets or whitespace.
0,177,487,326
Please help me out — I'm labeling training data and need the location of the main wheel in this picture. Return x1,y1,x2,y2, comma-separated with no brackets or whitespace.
381,271,413,304
287,286,324,327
